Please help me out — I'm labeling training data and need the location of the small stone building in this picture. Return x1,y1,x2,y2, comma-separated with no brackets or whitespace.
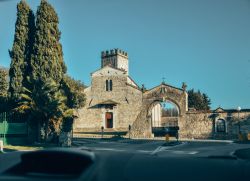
74,49,250,139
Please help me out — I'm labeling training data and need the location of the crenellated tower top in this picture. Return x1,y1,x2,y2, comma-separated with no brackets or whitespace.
101,48,129,74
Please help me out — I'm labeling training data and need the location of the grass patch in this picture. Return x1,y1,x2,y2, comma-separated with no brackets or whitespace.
2,142,60,152
3,145,43,151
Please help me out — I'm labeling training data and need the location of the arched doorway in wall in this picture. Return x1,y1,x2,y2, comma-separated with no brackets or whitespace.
215,118,226,133
151,100,180,137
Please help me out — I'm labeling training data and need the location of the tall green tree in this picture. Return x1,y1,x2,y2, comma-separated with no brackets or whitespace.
9,0,35,99
202,93,211,110
0,67,8,112
62,75,85,109
16,78,66,141
0,67,8,98
11,0,85,142
60,75,85,133
31,0,65,84
28,0,73,141
188,89,211,111
16,75,86,142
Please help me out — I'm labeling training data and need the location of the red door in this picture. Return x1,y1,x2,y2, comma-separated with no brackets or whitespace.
105,112,113,128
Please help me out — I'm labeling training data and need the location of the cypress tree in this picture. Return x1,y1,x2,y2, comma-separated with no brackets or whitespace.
0,67,8,98
202,93,211,110
9,0,35,99
29,0,69,141
0,67,8,112
31,0,65,84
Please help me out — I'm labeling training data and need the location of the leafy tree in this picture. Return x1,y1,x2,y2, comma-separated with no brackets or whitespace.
16,78,66,141
31,0,65,84
202,93,211,110
26,0,85,141
9,0,35,99
28,0,66,141
0,67,8,98
16,76,86,141
8,0,85,142
62,75,85,109
188,89,211,111
60,75,85,133
0,67,8,112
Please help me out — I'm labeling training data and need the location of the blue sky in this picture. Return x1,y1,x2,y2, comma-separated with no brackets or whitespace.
0,0,250,109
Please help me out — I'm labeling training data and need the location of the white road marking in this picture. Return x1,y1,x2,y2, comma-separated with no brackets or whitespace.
151,146,165,155
189,151,198,154
93,148,125,152
151,142,186,155
137,150,152,153
171,150,198,155
229,151,236,156
151,144,199,155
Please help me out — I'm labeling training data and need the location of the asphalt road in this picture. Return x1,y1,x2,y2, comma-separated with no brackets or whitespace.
74,139,250,181
74,138,250,157
1,139,250,181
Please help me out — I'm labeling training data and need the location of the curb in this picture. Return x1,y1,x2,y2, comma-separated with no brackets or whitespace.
180,139,234,143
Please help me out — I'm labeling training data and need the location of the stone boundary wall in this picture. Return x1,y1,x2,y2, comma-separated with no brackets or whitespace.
181,110,250,140
180,112,213,139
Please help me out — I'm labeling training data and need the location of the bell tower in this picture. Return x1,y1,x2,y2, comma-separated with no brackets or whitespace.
101,48,129,75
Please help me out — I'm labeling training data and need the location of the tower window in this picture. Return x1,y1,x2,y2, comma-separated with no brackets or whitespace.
105,80,113,91
106,80,109,91
110,80,112,91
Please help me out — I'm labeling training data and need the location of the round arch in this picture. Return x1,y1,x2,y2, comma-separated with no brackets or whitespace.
147,97,182,118
147,98,180,136
215,118,227,133
160,100,180,117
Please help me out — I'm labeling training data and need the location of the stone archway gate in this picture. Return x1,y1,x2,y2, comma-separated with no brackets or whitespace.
129,83,188,138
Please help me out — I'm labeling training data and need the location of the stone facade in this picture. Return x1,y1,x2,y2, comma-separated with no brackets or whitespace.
74,49,250,140
75,50,142,132
129,83,188,138
182,109,250,139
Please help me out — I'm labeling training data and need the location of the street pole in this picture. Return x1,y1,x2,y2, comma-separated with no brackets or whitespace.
101,126,104,139
237,106,241,135
3,112,6,145
128,125,131,139
238,112,240,133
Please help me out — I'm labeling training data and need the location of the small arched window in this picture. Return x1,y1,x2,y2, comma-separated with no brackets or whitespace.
109,80,112,91
105,80,113,91
216,119,226,133
106,80,109,91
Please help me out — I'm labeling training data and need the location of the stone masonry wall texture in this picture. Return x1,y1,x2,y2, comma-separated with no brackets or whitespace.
74,67,142,132
74,49,250,140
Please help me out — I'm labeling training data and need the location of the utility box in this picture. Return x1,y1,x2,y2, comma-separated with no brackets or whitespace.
238,133,244,141
247,133,250,141
0,140,3,152
165,134,170,141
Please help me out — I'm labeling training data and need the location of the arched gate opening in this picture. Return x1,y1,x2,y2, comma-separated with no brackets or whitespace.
151,100,180,137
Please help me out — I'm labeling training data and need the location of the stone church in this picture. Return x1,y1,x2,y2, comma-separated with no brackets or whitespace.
74,49,250,140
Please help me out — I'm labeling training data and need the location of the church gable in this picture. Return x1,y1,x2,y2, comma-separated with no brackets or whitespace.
91,65,126,77
214,107,225,113
144,83,184,96
127,76,139,88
